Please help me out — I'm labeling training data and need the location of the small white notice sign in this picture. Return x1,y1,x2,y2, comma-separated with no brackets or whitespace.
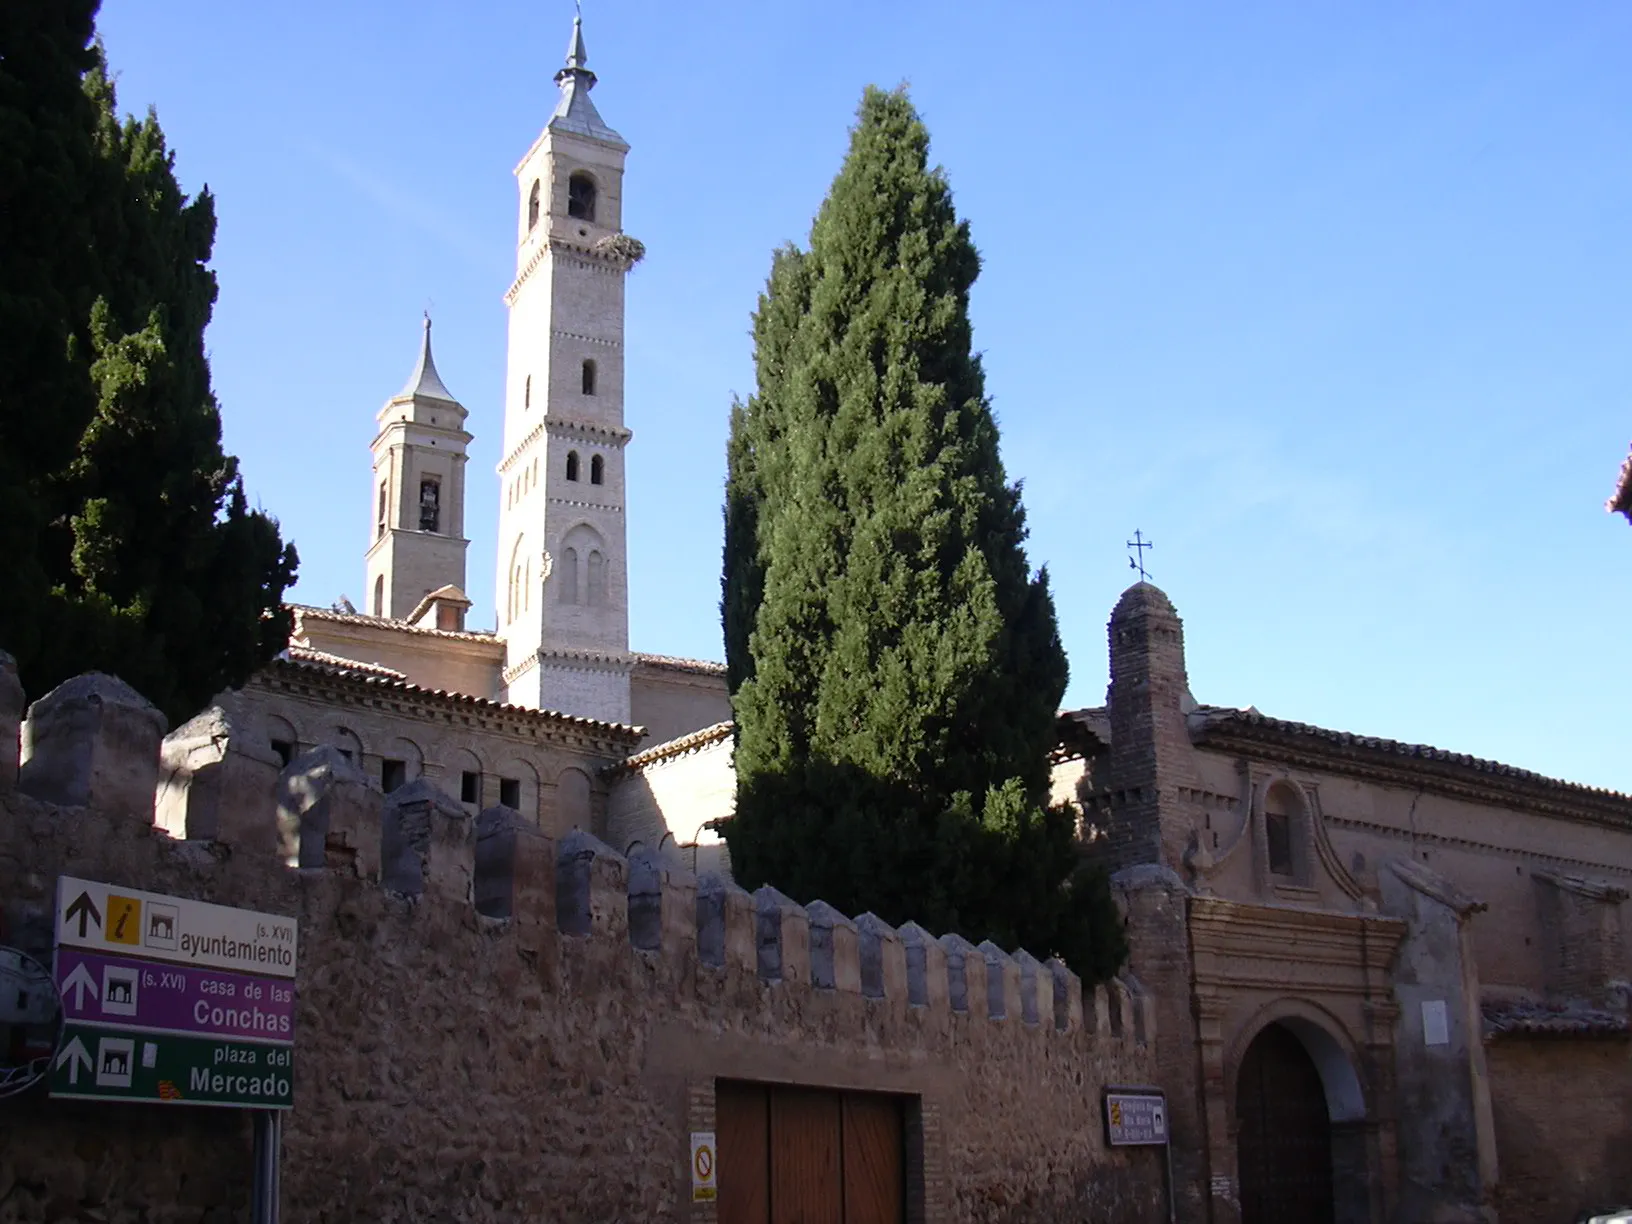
690,1131,717,1203
1422,999,1450,1046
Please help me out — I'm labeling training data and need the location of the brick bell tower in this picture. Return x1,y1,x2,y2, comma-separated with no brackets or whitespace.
494,14,640,724
1102,580,1197,873
364,316,472,623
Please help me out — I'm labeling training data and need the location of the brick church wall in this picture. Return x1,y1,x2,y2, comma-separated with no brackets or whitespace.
1485,1037,1632,1224
0,665,1164,1224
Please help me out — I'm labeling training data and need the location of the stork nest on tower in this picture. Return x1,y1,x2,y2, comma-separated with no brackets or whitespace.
593,233,646,267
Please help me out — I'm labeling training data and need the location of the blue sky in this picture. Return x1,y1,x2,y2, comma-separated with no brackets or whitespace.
98,1,1631,790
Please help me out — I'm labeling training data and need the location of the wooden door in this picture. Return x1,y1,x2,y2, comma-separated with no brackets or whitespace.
719,1082,770,1224
771,1088,843,1224
1236,1023,1335,1224
715,1083,903,1224
842,1093,904,1224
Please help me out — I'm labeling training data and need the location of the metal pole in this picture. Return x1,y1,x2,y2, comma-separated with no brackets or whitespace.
251,1110,281,1224
1163,1136,1177,1224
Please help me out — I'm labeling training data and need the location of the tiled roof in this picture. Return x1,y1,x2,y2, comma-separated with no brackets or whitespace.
264,656,645,746
631,652,727,678
604,721,733,779
1483,997,1631,1041
1609,444,1632,520
281,646,408,683
291,604,501,646
1189,706,1632,807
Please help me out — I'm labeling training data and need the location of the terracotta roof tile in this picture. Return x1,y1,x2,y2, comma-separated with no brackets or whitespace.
265,656,645,745
603,720,733,779
630,652,727,677
281,646,408,682
290,604,500,646
1189,706,1632,806
1483,997,1631,1041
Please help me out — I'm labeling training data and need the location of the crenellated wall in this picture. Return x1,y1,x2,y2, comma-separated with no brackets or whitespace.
0,663,1163,1224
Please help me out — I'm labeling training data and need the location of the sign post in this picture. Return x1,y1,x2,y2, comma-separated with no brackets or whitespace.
50,876,298,1221
1105,1087,1173,1224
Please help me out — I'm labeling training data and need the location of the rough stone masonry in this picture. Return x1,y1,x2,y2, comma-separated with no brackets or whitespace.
0,661,1164,1224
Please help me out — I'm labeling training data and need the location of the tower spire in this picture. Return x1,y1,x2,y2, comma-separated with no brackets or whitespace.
555,12,596,90
547,9,625,146
399,313,457,403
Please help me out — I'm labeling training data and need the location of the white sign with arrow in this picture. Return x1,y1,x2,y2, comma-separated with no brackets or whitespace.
55,876,297,979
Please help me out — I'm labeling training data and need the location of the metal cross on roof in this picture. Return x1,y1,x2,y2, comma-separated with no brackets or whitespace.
1126,530,1154,582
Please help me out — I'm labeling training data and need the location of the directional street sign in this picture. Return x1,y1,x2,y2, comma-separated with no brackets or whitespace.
1105,1090,1169,1146
51,876,299,1111
54,948,295,1044
54,876,297,979
51,1022,294,1109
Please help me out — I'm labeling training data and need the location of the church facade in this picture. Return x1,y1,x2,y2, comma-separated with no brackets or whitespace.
218,19,1630,1222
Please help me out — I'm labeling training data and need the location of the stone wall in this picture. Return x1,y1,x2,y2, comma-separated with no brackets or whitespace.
0,668,1163,1224
1486,1036,1632,1224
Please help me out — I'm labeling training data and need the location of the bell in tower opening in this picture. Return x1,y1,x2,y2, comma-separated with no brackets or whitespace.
419,478,440,533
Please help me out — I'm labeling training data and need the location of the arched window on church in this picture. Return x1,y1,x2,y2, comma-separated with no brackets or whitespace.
522,559,530,612
373,575,384,618
527,180,540,230
581,359,596,396
376,481,388,539
590,454,604,485
559,547,579,604
507,536,526,624
566,451,580,482
524,374,531,410
1263,783,1302,878
587,550,606,607
567,171,596,222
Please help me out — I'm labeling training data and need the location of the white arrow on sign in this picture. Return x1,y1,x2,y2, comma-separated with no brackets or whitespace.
61,962,98,1011
55,1036,93,1086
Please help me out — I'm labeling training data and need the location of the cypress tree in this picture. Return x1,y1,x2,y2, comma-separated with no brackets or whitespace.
722,87,1125,982
0,1,298,724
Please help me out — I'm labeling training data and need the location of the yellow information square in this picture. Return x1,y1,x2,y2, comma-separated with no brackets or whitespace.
105,895,141,946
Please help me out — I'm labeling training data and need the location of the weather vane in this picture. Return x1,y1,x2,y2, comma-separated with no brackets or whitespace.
1126,530,1154,582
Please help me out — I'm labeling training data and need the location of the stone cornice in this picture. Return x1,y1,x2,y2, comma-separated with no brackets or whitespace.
501,648,635,687
497,417,631,474
1327,811,1632,880
504,237,632,305
1194,718,1632,832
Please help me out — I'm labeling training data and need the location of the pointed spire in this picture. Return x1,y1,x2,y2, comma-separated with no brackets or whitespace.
547,9,626,147
555,11,594,89
398,313,458,403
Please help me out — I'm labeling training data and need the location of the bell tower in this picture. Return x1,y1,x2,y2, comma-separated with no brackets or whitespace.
364,316,472,623
495,14,640,724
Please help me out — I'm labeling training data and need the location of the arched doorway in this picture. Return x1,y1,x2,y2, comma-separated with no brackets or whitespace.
1236,1022,1335,1224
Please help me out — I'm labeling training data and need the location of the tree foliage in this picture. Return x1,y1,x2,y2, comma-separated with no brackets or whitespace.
722,87,1126,982
0,0,297,724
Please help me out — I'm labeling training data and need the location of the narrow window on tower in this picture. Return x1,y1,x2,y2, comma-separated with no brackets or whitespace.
590,454,604,485
565,451,580,482
419,478,440,532
527,179,540,230
581,359,597,396
376,482,388,539
373,575,384,618
524,374,531,409
567,171,596,222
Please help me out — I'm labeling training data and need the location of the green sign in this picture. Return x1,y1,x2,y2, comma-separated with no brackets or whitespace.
50,1023,293,1109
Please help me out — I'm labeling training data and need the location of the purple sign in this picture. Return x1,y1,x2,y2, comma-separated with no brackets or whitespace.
53,948,294,1045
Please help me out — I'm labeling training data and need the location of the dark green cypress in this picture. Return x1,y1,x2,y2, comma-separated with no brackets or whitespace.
0,2,297,724
722,87,1125,981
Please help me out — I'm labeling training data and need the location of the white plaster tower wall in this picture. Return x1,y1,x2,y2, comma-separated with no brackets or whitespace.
496,17,636,726
364,318,472,621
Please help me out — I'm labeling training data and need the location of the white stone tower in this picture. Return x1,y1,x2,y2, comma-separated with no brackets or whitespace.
496,15,638,724
364,317,472,625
